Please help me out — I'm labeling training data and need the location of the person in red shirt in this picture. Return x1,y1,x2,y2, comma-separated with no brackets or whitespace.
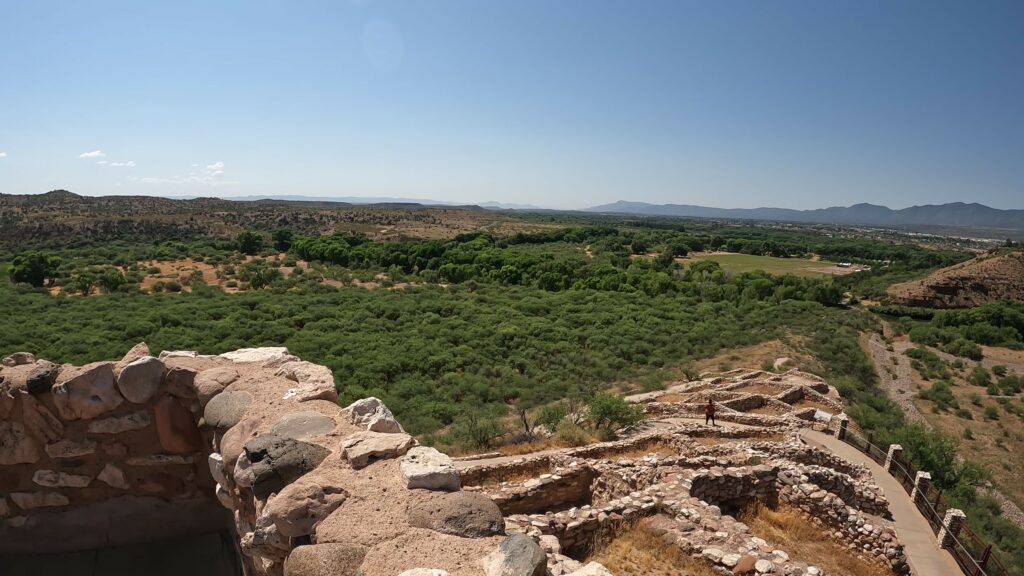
705,399,716,426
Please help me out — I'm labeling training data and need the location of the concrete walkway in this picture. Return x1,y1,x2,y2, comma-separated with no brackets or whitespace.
801,429,962,576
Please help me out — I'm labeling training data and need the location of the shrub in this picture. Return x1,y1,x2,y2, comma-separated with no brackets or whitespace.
963,428,973,440
967,366,991,387
554,421,591,447
588,393,644,430
954,408,973,420
985,405,999,420
993,365,1008,377
536,403,568,433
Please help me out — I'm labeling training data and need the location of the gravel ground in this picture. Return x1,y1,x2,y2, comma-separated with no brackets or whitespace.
864,329,928,426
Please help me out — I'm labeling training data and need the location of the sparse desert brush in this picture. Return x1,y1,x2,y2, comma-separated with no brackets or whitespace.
737,503,892,576
590,521,716,576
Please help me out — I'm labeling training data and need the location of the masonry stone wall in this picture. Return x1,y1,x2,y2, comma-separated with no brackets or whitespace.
0,345,226,554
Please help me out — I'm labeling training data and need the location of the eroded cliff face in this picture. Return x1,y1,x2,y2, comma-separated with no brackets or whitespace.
887,250,1024,308
0,345,552,576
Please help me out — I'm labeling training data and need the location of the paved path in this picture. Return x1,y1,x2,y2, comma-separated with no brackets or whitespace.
801,429,962,576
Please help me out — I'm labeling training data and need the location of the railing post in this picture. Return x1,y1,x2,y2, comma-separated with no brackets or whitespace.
834,413,848,440
885,444,903,474
975,545,992,576
937,508,966,549
910,471,931,504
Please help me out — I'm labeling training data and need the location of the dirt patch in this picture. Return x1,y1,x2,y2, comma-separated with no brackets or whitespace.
693,338,814,375
655,393,689,403
732,384,783,396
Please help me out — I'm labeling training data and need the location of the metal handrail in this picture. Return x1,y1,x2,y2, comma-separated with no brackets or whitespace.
821,423,1009,576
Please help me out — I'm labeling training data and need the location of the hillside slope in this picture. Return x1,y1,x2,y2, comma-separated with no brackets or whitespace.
887,249,1024,308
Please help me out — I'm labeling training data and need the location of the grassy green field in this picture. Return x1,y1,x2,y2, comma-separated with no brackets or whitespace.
682,252,845,277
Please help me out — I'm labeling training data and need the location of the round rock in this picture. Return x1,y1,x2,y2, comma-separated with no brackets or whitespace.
283,543,367,576
407,491,504,538
116,356,165,404
204,390,253,431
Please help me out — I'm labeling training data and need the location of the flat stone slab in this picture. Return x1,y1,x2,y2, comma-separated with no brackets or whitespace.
270,411,336,440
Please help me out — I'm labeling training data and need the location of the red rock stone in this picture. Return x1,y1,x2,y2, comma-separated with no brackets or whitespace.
155,395,203,454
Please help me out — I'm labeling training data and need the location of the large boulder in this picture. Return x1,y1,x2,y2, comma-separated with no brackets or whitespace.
26,360,59,395
0,420,39,465
283,543,367,576
275,361,338,402
52,362,123,420
262,477,348,537
270,411,337,440
242,433,332,500
400,446,460,491
204,390,253,430
155,395,204,454
482,534,546,576
3,352,35,367
195,367,240,406
343,397,404,433
340,431,415,469
115,342,151,373
116,356,165,403
408,491,504,538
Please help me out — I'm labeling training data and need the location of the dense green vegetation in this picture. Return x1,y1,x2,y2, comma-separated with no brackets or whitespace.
876,301,1024,360
4,215,1021,572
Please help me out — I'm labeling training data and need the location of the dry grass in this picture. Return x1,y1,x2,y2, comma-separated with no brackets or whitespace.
738,503,893,576
590,521,716,576
692,337,815,376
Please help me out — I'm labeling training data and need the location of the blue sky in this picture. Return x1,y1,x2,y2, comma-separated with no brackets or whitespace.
1,1,1022,209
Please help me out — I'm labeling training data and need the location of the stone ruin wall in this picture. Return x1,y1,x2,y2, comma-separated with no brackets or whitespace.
0,345,228,554
1,345,583,576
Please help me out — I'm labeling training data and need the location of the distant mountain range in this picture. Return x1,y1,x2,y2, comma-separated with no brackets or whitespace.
583,201,1024,232
205,195,542,210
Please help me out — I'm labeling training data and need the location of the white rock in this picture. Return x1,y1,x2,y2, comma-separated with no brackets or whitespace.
44,439,97,459
10,491,69,510
208,452,227,485
159,350,197,359
274,361,337,402
400,446,460,491
755,559,775,573
343,397,404,433
216,483,234,509
98,463,128,489
32,470,92,488
219,347,296,366
398,571,449,576
566,562,614,576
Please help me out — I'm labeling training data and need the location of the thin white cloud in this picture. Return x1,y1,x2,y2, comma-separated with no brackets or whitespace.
206,161,225,177
0,152,7,159
79,150,106,158
109,161,136,167
96,160,108,165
